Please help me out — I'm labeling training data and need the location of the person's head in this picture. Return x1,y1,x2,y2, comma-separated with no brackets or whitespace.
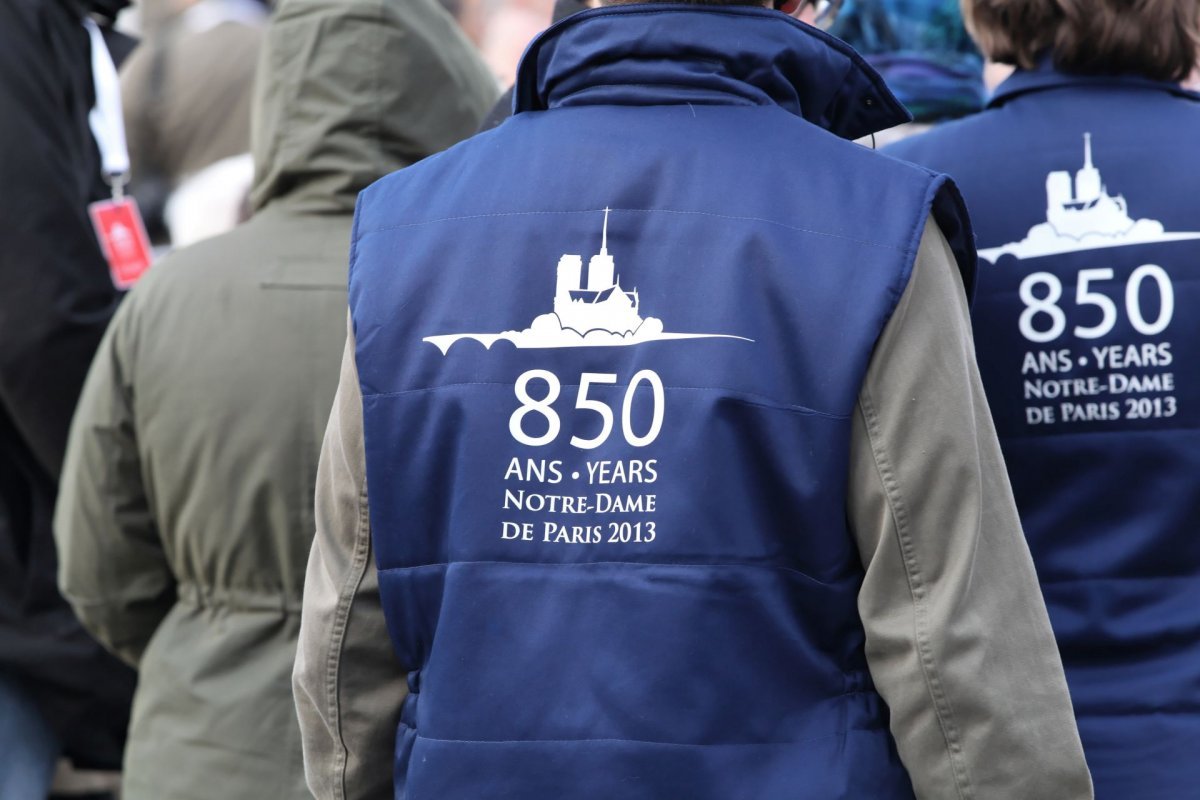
963,0,1200,83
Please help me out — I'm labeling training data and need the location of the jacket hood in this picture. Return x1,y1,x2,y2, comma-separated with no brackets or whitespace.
514,4,910,141
250,0,498,214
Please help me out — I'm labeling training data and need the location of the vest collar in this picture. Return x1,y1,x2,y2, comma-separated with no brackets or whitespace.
989,61,1200,108
513,4,910,141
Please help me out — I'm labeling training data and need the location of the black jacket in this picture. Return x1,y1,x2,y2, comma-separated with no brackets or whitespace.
0,0,136,770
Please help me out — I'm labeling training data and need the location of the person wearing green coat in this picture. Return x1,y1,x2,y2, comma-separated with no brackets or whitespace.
52,0,497,797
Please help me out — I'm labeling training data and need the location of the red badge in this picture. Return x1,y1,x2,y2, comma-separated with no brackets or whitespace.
89,197,153,289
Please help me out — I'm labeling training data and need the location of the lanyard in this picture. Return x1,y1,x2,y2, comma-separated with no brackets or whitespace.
83,17,130,196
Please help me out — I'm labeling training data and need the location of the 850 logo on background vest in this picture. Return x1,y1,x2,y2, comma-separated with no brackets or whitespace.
977,134,1200,430
420,208,752,547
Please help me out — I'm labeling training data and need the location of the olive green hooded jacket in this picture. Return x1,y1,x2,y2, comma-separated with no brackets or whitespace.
53,1,496,797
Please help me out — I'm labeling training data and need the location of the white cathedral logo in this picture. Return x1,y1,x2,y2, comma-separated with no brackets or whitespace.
423,209,752,354
978,133,1200,263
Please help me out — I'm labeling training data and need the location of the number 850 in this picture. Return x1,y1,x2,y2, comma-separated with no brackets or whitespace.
509,369,665,449
1019,265,1174,343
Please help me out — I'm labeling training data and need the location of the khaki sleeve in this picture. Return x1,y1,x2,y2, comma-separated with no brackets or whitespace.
53,295,175,667
294,319,407,800
848,218,1094,799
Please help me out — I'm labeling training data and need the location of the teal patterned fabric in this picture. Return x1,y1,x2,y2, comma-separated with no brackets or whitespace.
830,0,984,122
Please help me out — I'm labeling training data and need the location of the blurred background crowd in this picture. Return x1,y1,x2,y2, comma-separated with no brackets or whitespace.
2,0,1198,798
107,0,1005,255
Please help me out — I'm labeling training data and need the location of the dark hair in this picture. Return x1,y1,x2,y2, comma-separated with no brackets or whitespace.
963,0,1200,83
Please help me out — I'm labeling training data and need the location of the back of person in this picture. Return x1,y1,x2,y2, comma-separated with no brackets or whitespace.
338,5,1085,798
72,207,352,799
53,0,497,797
886,2,1200,796
0,0,137,791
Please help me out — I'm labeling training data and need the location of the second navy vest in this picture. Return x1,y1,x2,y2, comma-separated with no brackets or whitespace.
889,67,1200,799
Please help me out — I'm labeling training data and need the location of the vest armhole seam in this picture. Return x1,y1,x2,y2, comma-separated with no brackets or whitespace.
872,175,952,374
901,176,947,321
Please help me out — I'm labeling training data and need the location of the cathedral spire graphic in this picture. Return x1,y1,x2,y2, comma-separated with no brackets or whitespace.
978,132,1200,262
422,208,752,354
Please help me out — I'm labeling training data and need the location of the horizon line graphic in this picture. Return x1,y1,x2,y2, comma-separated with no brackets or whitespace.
423,208,753,355
979,133,1200,263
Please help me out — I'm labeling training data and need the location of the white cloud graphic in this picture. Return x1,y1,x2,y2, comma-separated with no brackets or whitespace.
424,313,749,355
979,219,1200,263
423,208,752,355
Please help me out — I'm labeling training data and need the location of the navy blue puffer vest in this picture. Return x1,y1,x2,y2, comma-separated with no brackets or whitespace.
888,67,1200,799
351,7,973,798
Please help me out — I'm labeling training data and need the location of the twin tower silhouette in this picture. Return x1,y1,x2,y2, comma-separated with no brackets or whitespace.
553,208,643,338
